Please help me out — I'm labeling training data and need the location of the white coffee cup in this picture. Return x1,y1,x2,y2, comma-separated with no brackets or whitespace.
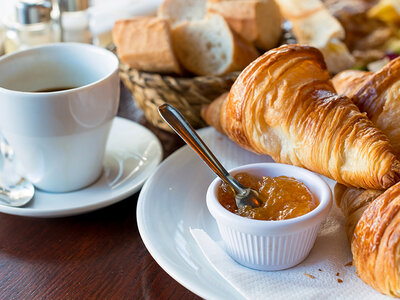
0,43,120,193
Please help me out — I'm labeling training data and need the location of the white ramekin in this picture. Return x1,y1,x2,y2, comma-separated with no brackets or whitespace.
206,163,332,271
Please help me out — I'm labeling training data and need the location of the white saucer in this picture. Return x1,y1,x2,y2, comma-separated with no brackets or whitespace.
0,117,162,218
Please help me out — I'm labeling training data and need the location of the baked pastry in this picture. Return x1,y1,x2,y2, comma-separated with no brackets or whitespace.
335,182,400,297
171,13,259,76
323,0,391,67
334,184,383,241
275,0,355,73
112,17,182,74
201,44,400,189
332,57,400,153
332,56,400,296
207,0,283,50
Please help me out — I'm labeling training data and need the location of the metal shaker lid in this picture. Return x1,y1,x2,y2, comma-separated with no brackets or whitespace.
59,0,89,12
15,1,52,25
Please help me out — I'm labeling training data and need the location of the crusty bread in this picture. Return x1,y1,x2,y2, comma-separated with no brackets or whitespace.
275,0,344,47
275,0,355,73
171,13,259,76
157,0,207,27
112,17,182,74
208,0,283,50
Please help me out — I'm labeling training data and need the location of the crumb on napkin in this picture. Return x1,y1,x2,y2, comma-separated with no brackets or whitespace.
304,273,315,279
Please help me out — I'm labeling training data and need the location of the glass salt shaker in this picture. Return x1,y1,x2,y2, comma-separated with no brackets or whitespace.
3,0,61,54
59,0,92,43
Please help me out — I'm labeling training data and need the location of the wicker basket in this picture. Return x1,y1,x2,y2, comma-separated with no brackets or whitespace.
119,63,239,132
114,22,297,132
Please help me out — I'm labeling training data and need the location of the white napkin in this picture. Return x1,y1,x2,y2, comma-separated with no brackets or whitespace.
89,0,163,37
190,204,390,300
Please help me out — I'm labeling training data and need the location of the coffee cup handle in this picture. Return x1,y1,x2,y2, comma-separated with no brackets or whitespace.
0,134,14,162
0,133,20,187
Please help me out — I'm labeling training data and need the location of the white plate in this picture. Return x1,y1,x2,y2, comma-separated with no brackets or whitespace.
138,127,381,300
139,126,391,300
138,127,277,299
0,117,162,218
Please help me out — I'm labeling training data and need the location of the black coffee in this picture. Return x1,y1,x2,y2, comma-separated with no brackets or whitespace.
34,86,77,92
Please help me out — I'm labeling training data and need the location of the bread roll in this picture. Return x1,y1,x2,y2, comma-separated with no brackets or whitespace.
112,17,182,74
171,13,259,76
157,0,207,27
275,0,355,73
208,0,283,50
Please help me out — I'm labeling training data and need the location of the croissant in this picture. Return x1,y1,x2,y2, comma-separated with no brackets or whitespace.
334,184,383,241
332,57,400,297
335,183,400,296
201,44,400,189
333,57,400,153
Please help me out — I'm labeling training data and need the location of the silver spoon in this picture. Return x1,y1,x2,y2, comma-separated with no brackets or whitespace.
0,178,35,207
158,103,262,209
0,135,34,207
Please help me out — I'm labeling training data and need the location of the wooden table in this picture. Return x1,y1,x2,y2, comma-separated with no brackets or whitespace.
0,83,201,299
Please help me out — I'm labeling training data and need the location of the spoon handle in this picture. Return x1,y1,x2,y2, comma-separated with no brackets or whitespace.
158,104,245,194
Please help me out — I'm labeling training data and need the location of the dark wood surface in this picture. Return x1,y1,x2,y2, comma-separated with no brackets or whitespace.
0,83,200,299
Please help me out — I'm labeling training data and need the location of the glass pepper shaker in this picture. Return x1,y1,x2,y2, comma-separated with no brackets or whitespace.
0,25,5,56
3,0,61,54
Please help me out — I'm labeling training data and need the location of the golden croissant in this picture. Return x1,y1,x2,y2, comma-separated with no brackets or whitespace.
201,44,400,190
335,183,400,297
333,57,400,153
333,57,400,297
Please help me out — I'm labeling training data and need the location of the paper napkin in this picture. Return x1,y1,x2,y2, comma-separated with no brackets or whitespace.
89,0,163,38
190,204,390,300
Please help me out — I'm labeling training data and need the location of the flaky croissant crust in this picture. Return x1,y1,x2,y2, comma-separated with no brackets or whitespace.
334,184,383,241
336,182,400,297
333,58,400,153
333,57,400,297
202,44,400,189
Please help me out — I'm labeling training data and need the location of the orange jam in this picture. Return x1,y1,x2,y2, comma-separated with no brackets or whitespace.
217,172,318,221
